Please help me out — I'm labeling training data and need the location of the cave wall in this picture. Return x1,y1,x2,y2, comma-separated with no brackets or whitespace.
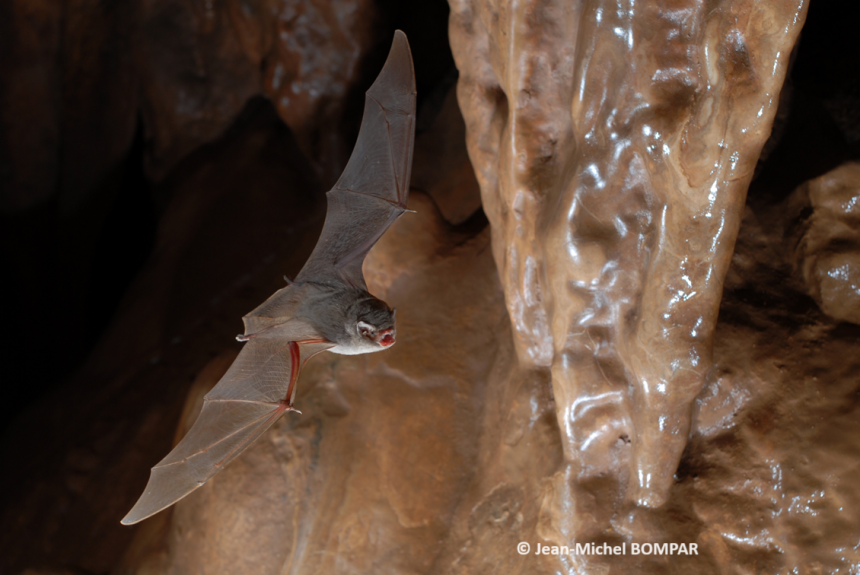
449,0,806,531
2,0,860,574
0,0,381,441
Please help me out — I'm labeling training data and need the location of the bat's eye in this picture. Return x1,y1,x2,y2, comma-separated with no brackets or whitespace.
357,321,376,339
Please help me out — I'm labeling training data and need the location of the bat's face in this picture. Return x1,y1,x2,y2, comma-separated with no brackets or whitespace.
330,294,397,355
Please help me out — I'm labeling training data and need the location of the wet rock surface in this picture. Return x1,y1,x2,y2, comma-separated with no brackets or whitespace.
787,163,860,325
1,1,859,574
450,0,809,516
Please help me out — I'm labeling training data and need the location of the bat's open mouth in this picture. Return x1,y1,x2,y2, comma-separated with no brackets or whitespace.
377,329,395,347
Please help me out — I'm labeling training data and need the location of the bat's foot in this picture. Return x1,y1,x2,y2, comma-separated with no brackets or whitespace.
280,400,302,415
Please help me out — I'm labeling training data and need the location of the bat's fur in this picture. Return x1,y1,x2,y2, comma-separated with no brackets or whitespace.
295,284,395,355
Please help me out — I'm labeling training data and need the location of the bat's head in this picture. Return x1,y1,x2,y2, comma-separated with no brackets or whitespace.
326,292,397,356
342,295,396,354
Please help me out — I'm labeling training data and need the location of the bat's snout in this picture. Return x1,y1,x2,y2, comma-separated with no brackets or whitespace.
377,328,395,348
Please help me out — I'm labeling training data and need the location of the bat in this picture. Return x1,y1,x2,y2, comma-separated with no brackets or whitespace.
121,31,416,525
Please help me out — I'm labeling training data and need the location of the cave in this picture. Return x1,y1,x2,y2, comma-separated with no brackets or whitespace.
1,0,859,573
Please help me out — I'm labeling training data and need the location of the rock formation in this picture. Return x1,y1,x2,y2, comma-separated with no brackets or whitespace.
3,0,860,574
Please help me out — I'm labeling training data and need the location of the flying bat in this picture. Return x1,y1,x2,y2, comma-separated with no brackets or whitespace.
122,31,416,525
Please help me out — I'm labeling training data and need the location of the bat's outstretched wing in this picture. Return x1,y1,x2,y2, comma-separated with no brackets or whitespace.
121,320,332,525
122,31,414,526
295,30,416,290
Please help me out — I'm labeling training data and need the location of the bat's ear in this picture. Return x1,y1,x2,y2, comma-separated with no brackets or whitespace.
392,308,397,318
358,320,376,338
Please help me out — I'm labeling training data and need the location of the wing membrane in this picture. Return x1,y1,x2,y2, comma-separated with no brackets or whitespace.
121,335,332,525
296,30,416,289
241,283,311,335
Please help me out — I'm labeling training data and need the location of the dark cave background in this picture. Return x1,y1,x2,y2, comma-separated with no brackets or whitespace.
0,0,456,436
0,0,858,572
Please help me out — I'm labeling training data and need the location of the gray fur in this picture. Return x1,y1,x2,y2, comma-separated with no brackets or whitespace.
293,283,395,355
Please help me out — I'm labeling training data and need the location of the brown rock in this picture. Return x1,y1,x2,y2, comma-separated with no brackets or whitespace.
115,190,506,574
0,99,325,575
4,2,860,574
449,0,809,520
788,162,860,325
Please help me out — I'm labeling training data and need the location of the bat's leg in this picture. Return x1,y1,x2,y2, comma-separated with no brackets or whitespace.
281,338,331,412
281,341,302,412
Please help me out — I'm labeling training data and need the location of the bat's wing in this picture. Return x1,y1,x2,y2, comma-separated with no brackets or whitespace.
241,282,312,335
121,319,333,525
295,30,416,290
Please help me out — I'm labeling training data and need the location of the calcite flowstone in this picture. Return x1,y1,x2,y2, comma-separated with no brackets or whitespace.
449,0,808,531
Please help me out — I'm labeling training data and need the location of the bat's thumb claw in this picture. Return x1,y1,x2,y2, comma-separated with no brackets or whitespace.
236,334,250,342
